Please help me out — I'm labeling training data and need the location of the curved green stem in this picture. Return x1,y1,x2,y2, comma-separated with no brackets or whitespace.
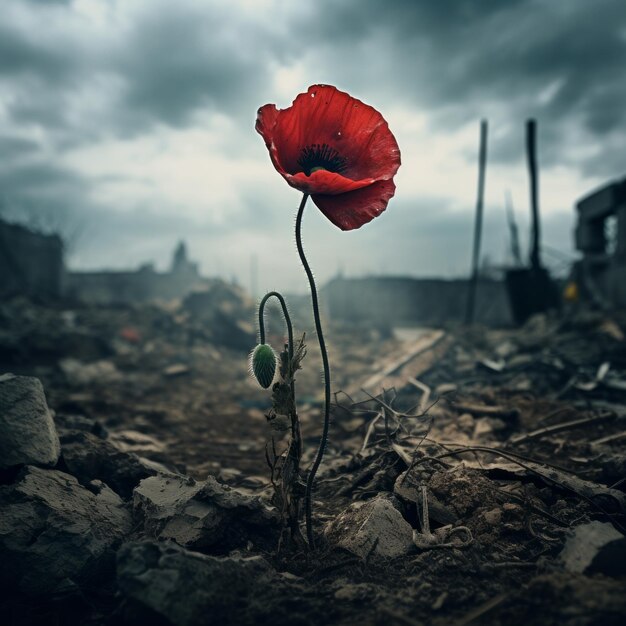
296,193,331,549
258,291,294,365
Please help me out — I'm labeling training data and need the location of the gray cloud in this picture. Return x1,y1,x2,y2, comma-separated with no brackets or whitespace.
109,4,276,134
0,136,39,160
352,194,576,279
0,154,285,269
0,1,284,144
0,0,621,288
2,1,623,161
297,0,626,173
0,22,76,79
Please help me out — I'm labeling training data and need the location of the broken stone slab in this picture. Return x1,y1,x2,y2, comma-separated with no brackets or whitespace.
0,373,60,469
0,466,132,595
54,412,109,438
117,540,281,626
60,429,162,500
108,428,167,457
133,473,278,552
560,521,626,577
325,494,414,559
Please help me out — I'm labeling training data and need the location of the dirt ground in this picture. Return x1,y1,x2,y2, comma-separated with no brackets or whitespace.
1,295,625,625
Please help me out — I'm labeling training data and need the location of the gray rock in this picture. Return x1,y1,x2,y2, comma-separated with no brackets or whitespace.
108,428,168,458
117,540,279,626
60,429,158,499
54,412,108,438
133,474,278,551
325,495,414,559
0,374,60,469
0,466,132,594
560,521,625,576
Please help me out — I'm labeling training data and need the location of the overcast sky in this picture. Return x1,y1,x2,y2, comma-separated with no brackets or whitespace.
1,0,625,293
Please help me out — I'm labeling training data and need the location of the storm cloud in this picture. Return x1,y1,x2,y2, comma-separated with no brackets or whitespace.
0,0,623,291
296,0,626,171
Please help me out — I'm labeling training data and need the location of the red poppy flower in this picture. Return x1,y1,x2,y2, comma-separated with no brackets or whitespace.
256,84,401,230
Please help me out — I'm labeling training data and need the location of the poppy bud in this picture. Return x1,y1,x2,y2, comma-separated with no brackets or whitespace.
250,343,277,389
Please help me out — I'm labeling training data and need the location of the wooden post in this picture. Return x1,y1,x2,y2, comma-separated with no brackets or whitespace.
527,119,541,270
465,119,488,325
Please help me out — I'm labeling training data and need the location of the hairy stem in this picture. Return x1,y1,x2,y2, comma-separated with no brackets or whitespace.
296,193,331,548
258,291,294,366
258,290,306,550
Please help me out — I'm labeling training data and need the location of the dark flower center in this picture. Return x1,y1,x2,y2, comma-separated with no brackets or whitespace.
297,143,347,176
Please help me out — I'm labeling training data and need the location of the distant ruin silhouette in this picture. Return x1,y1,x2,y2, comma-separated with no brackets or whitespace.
0,219,209,304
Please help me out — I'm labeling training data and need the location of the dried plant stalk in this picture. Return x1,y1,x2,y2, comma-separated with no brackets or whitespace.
265,334,307,551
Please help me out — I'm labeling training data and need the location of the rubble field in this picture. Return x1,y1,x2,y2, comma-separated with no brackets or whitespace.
1,292,625,626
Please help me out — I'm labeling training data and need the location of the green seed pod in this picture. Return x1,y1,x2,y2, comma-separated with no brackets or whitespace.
250,343,277,389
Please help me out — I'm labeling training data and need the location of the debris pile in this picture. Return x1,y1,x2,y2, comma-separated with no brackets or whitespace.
310,310,626,624
0,301,625,625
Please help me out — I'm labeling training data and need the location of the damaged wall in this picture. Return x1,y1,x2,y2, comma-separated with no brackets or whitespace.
0,218,64,299
65,264,209,304
573,175,626,308
65,241,208,304
324,276,514,327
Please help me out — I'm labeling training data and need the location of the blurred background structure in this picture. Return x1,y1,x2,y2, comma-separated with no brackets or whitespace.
0,0,625,296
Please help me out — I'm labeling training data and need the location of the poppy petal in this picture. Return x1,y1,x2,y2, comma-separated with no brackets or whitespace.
286,170,375,195
256,103,290,178
256,85,401,230
257,85,400,182
312,179,396,231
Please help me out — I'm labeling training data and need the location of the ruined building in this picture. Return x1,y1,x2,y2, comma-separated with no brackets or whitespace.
573,175,626,308
65,241,208,304
0,218,64,299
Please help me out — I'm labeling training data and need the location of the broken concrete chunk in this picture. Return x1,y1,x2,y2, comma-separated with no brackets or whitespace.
0,374,60,469
0,466,131,595
108,429,167,457
133,474,278,551
325,495,414,559
117,540,278,626
60,429,157,499
54,412,108,438
560,521,625,576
